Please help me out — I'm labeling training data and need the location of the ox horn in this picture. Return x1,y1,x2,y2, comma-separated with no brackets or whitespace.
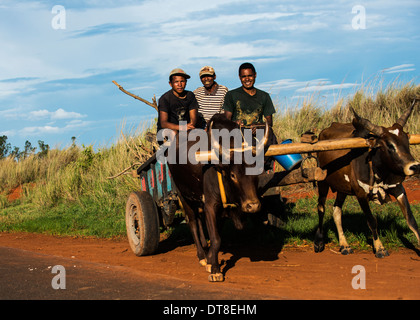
253,121,270,154
351,107,384,137
210,121,270,158
396,99,417,127
209,120,232,160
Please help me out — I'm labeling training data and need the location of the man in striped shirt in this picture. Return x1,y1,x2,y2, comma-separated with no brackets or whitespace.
193,66,228,126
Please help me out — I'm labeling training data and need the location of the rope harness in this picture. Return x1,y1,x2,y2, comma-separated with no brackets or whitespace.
217,171,238,209
362,143,399,204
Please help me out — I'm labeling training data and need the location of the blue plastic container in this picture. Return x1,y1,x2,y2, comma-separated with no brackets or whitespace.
273,139,303,170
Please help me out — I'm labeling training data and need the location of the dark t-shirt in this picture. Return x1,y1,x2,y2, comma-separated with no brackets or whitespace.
157,90,198,131
222,87,275,125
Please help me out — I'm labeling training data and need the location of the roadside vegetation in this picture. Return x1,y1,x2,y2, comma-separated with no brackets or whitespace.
0,82,419,251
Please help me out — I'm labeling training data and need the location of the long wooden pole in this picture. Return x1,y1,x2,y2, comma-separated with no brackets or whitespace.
195,134,420,161
410,134,420,145
265,134,420,156
265,137,367,156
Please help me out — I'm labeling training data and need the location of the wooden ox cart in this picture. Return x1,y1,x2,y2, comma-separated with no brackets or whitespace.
113,80,420,257
124,133,420,256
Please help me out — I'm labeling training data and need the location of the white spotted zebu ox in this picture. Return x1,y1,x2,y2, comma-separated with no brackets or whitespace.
314,102,420,258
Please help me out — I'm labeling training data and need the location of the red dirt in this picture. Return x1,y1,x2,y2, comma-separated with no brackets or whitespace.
7,185,23,202
6,183,36,202
1,177,420,300
280,176,420,204
1,232,420,300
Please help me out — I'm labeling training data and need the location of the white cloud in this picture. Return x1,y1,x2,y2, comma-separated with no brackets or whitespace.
19,119,91,136
0,0,338,98
52,108,87,120
29,110,51,119
0,129,17,137
259,78,358,95
21,125,61,135
29,108,87,121
258,78,357,92
0,107,87,121
296,82,358,93
381,64,415,74
161,12,298,35
0,107,25,120
259,78,328,92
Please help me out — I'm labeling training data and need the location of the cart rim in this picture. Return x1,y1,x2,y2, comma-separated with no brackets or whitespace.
127,203,141,246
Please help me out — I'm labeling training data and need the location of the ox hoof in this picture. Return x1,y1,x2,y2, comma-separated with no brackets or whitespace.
314,242,324,253
375,248,389,259
205,264,212,273
199,259,207,267
340,246,354,255
208,273,224,282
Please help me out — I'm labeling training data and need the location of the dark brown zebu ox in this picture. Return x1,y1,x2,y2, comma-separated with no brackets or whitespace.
167,114,270,281
314,103,420,258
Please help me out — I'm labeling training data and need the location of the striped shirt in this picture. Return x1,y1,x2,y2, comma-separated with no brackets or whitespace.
193,83,229,121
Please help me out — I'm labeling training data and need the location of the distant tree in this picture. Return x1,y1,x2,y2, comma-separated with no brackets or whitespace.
0,135,11,159
10,146,20,161
37,140,49,158
71,136,76,147
22,140,36,159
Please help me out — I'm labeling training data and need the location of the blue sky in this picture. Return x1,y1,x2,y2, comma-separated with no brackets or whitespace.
0,0,418,150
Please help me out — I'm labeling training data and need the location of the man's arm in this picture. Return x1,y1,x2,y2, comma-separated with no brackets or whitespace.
159,111,180,131
188,109,197,130
264,115,273,127
224,110,233,120
222,91,235,122
262,92,275,127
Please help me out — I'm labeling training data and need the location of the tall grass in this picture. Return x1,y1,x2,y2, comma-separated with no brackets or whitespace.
0,82,419,239
0,121,158,236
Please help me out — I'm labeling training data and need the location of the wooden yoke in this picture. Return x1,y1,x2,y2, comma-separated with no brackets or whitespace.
264,134,420,157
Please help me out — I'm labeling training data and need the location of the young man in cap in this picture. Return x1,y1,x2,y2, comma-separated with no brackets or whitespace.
157,68,198,132
193,66,228,124
223,62,275,129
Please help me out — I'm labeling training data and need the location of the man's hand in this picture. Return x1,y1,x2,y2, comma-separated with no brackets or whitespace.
178,122,195,131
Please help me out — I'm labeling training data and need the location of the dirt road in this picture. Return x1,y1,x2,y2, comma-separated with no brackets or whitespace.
1,231,419,300
1,177,420,300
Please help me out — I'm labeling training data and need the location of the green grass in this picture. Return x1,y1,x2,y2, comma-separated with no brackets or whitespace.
1,183,419,251
167,196,420,252
0,197,126,237
279,197,420,251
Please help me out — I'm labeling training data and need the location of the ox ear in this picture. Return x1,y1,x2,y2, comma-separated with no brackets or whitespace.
396,99,417,127
351,107,383,137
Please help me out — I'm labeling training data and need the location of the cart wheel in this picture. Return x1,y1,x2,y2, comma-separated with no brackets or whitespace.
125,191,160,256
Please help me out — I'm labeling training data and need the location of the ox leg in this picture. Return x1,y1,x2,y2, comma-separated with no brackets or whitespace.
183,203,207,266
332,192,353,255
388,185,420,246
204,204,223,282
315,182,328,253
357,197,389,258
197,213,209,250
